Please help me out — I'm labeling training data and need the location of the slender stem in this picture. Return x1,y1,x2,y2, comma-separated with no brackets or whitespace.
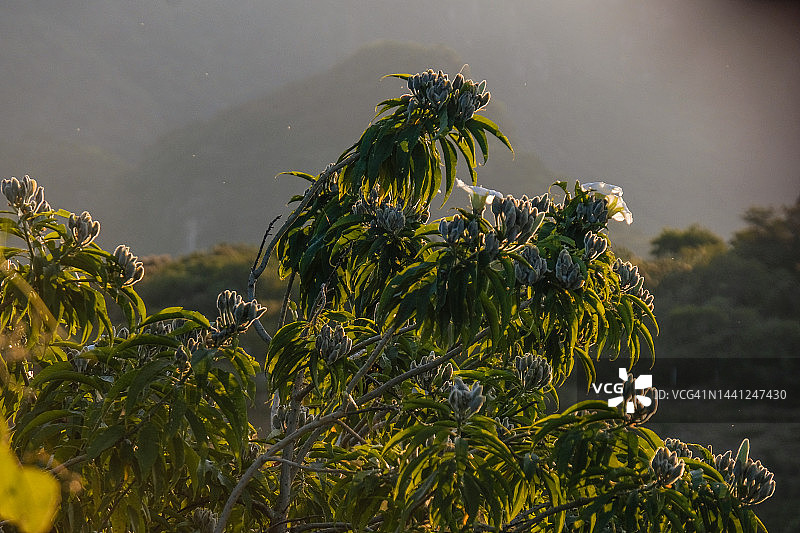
355,326,490,407
290,426,326,480
49,453,87,475
348,322,417,354
251,152,359,283
272,370,307,533
264,455,353,475
504,496,594,531
98,481,134,531
215,410,347,533
246,153,359,350
278,270,296,329
334,419,366,445
345,325,396,396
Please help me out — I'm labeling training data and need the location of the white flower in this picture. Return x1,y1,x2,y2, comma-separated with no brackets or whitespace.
581,181,623,197
456,178,503,211
581,181,633,225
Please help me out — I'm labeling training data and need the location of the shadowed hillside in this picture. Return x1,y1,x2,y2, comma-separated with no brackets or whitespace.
108,42,555,255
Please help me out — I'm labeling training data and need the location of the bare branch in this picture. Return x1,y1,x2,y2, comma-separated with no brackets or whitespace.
355,327,491,406
345,325,396,396
250,152,359,283
264,455,353,476
215,409,347,533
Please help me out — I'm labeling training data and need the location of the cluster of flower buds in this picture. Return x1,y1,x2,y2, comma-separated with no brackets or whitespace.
583,232,607,261
514,353,553,392
66,347,91,374
625,387,658,425
352,188,382,216
613,259,644,293
664,438,693,459
554,248,584,290
636,287,655,312
453,75,491,123
211,290,267,343
407,69,452,111
372,204,406,235
575,197,608,225
612,259,654,311
479,232,500,260
734,458,776,506
68,211,101,247
1,175,50,216
714,442,775,506
515,245,548,286
112,245,145,286
448,377,485,423
410,351,453,393
651,447,686,487
137,320,176,363
494,416,515,433
315,322,352,364
175,334,205,365
528,193,551,214
439,214,471,245
191,508,218,533
272,404,310,434
491,195,544,244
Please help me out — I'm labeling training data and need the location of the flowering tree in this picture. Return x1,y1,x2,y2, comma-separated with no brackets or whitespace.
0,69,775,533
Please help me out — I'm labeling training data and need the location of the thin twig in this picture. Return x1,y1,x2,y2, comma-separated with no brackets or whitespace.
49,453,87,475
252,215,282,273
348,322,417,354
215,409,347,533
345,325,396,396
503,496,594,531
355,326,490,406
334,419,367,445
264,455,353,475
278,270,296,329
272,370,307,533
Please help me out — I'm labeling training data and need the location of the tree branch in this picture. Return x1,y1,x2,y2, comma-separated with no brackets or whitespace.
215,409,347,533
345,325,396,396
355,326,490,406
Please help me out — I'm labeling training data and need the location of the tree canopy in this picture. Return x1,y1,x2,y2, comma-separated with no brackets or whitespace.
0,69,777,532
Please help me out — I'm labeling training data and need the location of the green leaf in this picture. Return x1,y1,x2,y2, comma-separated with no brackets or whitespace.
86,424,125,460
469,115,514,155
135,422,160,479
124,359,173,414
138,307,211,329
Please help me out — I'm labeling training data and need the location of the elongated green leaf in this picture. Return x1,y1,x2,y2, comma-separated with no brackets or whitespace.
135,422,160,479
86,424,125,459
469,115,514,155
138,307,211,329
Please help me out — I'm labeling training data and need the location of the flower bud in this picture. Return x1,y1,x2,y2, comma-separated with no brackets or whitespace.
651,447,685,487
554,248,584,290
112,244,145,286
515,353,553,391
68,211,101,247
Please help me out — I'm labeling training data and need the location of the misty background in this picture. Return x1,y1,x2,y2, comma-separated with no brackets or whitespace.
2,1,798,256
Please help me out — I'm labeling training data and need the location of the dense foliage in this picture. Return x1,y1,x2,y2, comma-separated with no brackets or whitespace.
638,199,800,361
0,69,777,532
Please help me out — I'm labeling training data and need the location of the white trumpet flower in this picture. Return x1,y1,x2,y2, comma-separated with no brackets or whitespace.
581,181,633,224
456,178,503,211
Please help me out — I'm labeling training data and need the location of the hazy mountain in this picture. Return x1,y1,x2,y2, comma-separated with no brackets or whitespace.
2,1,798,257
106,42,556,255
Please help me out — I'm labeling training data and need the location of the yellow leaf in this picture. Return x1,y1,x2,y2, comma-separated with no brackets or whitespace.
0,423,60,533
